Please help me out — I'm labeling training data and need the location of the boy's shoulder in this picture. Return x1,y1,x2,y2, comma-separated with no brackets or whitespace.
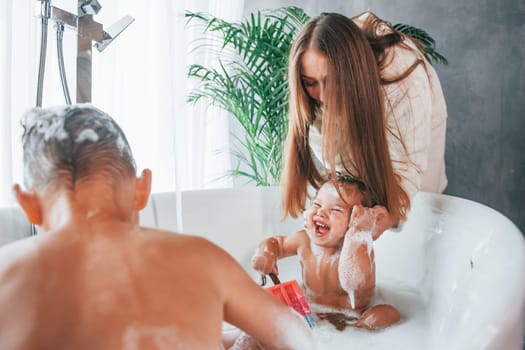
0,235,41,286
0,234,40,260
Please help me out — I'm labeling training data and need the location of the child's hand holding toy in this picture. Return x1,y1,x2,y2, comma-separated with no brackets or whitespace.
251,237,280,275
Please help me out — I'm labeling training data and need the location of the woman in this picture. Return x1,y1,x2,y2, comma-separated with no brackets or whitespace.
282,12,447,234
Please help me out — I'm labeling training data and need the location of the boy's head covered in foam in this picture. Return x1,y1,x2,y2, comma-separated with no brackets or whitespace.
21,104,136,192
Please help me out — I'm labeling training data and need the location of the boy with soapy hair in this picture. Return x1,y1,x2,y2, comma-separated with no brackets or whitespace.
0,104,315,350
252,174,401,331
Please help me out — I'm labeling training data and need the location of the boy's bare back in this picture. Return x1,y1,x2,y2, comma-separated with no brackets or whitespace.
1,105,315,350
0,223,271,349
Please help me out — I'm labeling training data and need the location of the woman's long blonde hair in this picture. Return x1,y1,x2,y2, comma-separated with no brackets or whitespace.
282,12,411,224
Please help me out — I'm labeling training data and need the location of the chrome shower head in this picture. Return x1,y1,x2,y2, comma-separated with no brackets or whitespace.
94,15,135,52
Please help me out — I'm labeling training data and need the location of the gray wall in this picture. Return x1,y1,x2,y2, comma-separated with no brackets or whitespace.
244,0,525,233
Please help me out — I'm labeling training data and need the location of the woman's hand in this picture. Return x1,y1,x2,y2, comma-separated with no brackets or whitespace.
347,205,376,234
371,205,396,240
347,205,395,240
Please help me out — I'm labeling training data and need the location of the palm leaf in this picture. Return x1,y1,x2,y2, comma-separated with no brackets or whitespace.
185,6,310,186
393,23,449,66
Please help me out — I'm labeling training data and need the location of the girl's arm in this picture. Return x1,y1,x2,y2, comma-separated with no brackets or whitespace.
338,205,376,303
251,230,307,275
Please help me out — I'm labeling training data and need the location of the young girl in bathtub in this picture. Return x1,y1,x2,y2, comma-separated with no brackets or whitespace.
252,175,401,331
0,104,314,350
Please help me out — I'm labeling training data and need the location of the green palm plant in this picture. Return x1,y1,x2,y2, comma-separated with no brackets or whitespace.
393,23,449,65
185,7,310,186
185,7,447,186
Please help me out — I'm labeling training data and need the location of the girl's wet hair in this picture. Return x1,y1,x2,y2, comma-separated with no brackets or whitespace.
21,104,136,190
323,172,375,208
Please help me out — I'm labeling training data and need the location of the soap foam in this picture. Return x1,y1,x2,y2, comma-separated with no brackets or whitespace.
338,228,375,308
270,307,318,350
310,242,323,279
75,129,99,143
309,284,428,349
122,324,180,350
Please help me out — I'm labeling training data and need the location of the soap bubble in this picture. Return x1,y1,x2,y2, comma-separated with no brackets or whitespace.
314,326,333,344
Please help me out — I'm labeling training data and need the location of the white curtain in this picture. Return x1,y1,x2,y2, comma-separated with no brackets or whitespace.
0,0,245,207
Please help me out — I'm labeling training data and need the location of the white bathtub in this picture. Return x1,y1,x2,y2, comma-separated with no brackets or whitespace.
140,186,525,350
0,186,523,349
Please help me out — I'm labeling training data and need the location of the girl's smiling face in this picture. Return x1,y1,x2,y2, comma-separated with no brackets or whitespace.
306,182,363,248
